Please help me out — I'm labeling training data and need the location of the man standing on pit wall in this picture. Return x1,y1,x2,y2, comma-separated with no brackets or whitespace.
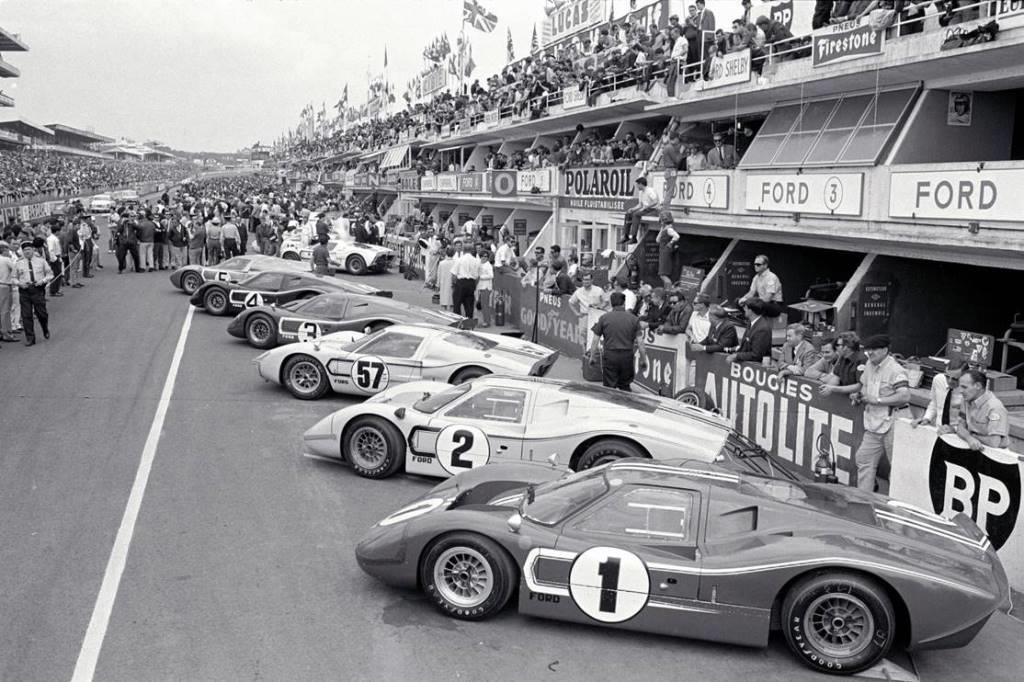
955,369,1010,450
620,176,661,246
589,291,647,392
852,335,911,492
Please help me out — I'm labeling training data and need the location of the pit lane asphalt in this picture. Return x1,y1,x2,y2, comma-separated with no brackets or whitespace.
2,259,1023,681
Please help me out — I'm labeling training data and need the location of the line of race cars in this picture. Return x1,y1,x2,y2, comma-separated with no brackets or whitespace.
167,253,1010,677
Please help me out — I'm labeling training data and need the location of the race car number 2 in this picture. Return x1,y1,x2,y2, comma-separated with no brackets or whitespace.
436,424,490,476
352,355,390,393
296,322,321,343
568,547,650,623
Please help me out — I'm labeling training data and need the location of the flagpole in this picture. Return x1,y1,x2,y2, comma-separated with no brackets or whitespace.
459,13,467,96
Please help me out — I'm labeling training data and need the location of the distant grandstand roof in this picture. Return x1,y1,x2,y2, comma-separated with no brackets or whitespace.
0,56,21,79
0,27,29,52
46,123,114,144
0,116,53,138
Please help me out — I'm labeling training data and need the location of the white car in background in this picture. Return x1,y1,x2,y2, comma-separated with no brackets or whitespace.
89,194,114,213
279,234,395,275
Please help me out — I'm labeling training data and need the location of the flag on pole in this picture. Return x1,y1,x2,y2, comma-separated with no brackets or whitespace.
384,46,388,68
463,0,498,33
506,27,514,63
530,24,539,54
464,44,476,77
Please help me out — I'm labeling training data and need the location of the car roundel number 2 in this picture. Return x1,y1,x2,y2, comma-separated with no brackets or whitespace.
352,355,390,393
435,424,490,476
568,547,650,624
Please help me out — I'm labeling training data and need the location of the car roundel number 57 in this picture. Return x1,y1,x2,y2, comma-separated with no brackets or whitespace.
352,355,390,393
435,424,490,476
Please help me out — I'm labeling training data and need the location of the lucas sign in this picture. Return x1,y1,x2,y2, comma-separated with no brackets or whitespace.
812,16,884,67
889,168,1024,223
745,173,863,216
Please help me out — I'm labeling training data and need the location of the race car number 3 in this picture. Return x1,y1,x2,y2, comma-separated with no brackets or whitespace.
296,322,321,343
568,547,649,623
436,424,490,475
352,355,390,393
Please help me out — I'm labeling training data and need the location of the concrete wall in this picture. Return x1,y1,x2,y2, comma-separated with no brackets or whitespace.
890,89,1016,164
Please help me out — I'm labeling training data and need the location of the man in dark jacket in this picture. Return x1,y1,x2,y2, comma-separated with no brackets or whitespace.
115,212,141,273
135,211,157,271
755,16,795,59
658,290,692,335
639,287,669,332
692,304,739,353
727,299,772,363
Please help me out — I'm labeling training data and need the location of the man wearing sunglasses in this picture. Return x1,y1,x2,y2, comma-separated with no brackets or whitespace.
737,254,783,315
912,357,966,431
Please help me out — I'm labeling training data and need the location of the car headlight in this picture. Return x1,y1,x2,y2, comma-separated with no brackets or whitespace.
378,497,452,527
254,351,270,363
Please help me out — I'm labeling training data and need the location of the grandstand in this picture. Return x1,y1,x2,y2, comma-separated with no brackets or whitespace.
0,25,28,112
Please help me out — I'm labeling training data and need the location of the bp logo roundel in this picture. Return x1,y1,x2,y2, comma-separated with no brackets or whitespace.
928,435,1021,549
568,547,649,623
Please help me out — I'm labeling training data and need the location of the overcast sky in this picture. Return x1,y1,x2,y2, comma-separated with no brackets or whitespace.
0,0,549,152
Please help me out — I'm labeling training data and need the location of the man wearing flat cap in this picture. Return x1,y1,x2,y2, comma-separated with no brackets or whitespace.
853,334,911,492
13,241,54,346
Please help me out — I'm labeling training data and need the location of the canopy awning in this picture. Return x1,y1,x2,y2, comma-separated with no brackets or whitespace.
380,144,410,170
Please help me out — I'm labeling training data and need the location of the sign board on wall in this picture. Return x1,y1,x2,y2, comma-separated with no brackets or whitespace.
563,86,586,109
889,168,1024,223
668,173,730,210
701,49,751,90
543,0,603,46
562,165,636,211
947,328,995,366
420,64,447,97
812,16,884,68
857,282,891,337
490,170,518,197
437,174,458,192
890,422,1024,593
420,175,437,191
493,273,589,357
517,168,552,193
483,110,500,128
457,173,485,193
745,173,863,216
513,218,528,236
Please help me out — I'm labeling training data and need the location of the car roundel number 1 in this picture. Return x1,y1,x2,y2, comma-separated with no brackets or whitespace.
352,355,390,393
568,547,650,623
435,424,490,476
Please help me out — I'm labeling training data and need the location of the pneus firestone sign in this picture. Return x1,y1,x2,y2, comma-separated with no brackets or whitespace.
812,16,885,68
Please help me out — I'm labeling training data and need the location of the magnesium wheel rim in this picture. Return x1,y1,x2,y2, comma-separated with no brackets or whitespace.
208,291,227,312
349,426,388,468
433,547,493,608
248,317,272,343
182,272,201,293
676,390,701,407
804,593,875,659
288,361,323,395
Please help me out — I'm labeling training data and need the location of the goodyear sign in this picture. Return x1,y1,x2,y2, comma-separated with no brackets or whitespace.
813,16,884,68
493,272,587,357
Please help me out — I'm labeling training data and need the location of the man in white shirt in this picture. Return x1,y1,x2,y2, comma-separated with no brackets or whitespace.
0,240,18,342
912,359,966,431
738,253,783,315
621,176,660,246
13,242,54,346
569,272,609,348
494,235,516,272
462,219,477,242
685,293,711,342
45,225,63,297
450,245,482,320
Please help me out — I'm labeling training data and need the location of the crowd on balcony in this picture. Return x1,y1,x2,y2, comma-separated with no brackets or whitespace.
0,150,191,207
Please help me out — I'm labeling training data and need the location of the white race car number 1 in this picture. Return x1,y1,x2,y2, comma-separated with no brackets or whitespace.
352,355,390,393
297,322,321,343
436,424,490,476
568,547,650,624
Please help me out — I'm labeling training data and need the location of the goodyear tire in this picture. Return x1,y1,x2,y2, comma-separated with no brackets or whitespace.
451,366,490,385
575,438,645,470
781,572,896,675
281,354,330,400
343,416,405,479
420,533,516,621
346,255,367,275
203,287,229,316
181,271,202,295
245,313,277,349
675,387,716,410
282,251,300,261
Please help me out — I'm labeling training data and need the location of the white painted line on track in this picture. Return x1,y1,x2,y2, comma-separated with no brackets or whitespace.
70,305,195,682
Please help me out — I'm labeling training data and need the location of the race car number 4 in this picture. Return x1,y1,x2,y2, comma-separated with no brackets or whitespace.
436,424,490,475
244,292,264,308
568,547,649,623
352,355,390,392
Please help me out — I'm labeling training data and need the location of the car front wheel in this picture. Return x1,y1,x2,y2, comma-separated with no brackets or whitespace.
281,355,330,400
344,416,405,479
575,438,645,470
282,251,300,261
203,288,229,315
346,255,367,275
420,533,516,621
181,271,202,295
781,571,896,675
245,314,277,349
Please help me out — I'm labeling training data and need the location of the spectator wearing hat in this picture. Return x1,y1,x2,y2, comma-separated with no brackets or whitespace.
727,298,772,364
685,292,712,342
188,215,207,266
692,303,739,353
0,240,18,342
136,212,157,272
852,334,910,492
656,211,681,289
13,241,54,346
955,369,1010,450
206,216,224,265
706,133,739,169
621,176,661,246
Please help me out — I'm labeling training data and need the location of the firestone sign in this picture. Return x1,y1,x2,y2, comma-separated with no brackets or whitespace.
889,168,1024,223
812,16,884,67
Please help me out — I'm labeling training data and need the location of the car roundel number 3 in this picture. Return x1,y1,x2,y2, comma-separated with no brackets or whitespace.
352,356,390,393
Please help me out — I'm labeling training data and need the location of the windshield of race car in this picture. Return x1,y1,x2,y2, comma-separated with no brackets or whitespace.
413,382,472,413
441,332,498,351
522,469,609,525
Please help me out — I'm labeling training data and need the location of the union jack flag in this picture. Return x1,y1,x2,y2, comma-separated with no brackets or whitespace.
463,0,498,33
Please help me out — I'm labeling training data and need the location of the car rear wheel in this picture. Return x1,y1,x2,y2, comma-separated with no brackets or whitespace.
420,533,516,620
346,255,367,275
282,252,300,261
450,367,490,385
181,271,202,295
675,387,716,410
782,571,896,675
203,288,229,315
282,354,330,400
344,416,405,479
576,438,645,470
245,314,277,349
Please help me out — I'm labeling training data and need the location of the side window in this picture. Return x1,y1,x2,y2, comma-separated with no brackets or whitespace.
284,274,311,289
575,487,698,543
444,388,528,423
357,332,423,359
245,273,283,290
301,297,342,317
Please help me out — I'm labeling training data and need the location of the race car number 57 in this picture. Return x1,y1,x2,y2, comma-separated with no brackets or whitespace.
436,424,490,476
352,355,390,393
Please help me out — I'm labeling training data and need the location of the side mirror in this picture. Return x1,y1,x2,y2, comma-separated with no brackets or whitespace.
547,453,559,467
394,407,406,420
507,512,523,534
